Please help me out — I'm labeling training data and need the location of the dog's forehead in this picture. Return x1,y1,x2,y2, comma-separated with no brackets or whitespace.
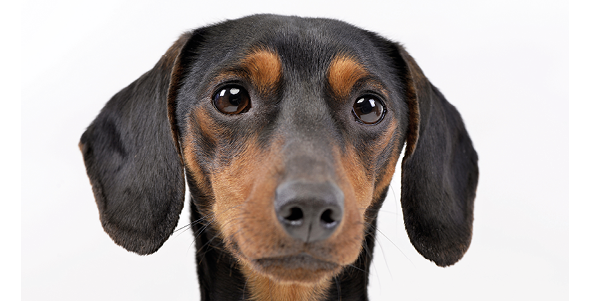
220,15,368,47
203,15,379,74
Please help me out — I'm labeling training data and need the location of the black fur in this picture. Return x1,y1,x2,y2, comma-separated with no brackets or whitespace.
79,53,185,255
80,14,478,300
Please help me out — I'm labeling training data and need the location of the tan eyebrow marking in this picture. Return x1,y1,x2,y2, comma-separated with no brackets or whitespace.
327,54,369,99
240,48,282,95
211,48,282,96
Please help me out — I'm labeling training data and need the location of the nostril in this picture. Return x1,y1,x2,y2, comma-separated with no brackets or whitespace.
284,207,304,223
320,209,335,224
319,207,342,228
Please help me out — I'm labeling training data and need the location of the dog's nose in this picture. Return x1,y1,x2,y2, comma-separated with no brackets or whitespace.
275,181,344,242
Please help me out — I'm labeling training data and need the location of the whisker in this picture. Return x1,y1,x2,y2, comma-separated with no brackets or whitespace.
364,224,394,281
357,207,400,216
173,210,215,234
181,205,245,259
360,237,382,291
242,265,251,301
193,216,243,260
364,220,415,268
376,230,413,267
334,276,341,301
345,263,367,274
174,204,245,240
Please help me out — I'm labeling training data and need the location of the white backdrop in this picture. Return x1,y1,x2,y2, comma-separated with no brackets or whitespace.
21,1,569,300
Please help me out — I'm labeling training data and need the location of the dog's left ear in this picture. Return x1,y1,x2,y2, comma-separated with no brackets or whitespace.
79,32,195,255
380,40,479,266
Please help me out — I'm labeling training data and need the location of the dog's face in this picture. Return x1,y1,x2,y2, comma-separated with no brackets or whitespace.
80,14,478,295
173,18,408,284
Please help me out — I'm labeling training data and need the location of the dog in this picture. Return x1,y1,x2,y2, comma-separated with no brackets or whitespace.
79,14,478,301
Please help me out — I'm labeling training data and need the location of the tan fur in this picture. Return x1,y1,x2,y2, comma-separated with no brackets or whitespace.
182,109,215,204
241,48,283,95
327,54,369,99
211,138,272,242
372,119,403,200
331,144,374,237
242,264,331,301
194,106,228,144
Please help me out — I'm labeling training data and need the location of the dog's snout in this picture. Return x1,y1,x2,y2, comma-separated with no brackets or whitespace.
275,181,344,242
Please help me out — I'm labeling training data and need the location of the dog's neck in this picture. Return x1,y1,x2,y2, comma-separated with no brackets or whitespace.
189,199,376,301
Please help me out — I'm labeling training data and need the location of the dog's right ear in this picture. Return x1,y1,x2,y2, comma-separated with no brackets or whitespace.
79,31,202,255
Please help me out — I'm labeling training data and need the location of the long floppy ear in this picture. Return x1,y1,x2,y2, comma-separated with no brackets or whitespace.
396,45,479,267
79,32,193,255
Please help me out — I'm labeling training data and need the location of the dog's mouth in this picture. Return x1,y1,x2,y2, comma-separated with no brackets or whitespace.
251,253,341,283
226,234,349,283
255,253,339,270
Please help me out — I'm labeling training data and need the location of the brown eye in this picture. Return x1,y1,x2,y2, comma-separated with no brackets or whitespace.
352,95,385,124
213,85,251,114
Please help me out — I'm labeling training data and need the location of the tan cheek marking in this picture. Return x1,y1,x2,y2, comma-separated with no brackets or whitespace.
209,139,263,240
327,54,369,99
337,118,402,214
242,48,282,95
227,137,290,261
340,145,374,216
372,119,403,198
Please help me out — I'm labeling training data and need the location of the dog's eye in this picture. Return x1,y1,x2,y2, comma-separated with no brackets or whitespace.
352,95,385,124
213,85,251,114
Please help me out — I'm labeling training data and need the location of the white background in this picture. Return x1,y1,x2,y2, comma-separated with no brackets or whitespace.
18,0,577,300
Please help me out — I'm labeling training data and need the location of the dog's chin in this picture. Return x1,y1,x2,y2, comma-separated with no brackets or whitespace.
250,254,342,284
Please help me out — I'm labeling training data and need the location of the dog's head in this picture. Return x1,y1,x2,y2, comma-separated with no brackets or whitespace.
80,14,478,287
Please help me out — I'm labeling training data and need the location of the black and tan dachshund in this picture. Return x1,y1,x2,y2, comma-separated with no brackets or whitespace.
80,14,478,301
